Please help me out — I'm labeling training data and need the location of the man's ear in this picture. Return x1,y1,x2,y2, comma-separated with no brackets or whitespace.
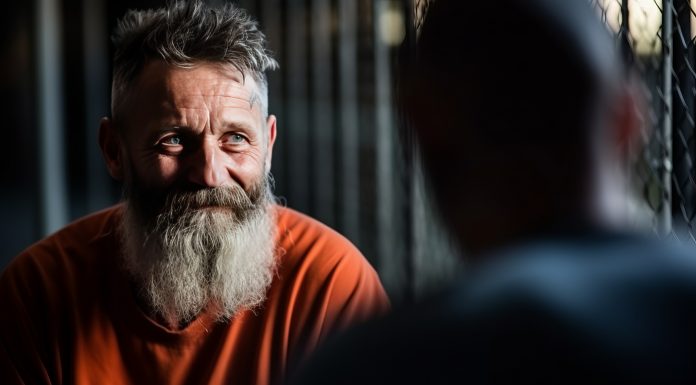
264,115,277,174
99,117,125,181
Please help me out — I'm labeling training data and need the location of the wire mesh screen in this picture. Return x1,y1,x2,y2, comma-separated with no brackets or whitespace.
591,0,696,243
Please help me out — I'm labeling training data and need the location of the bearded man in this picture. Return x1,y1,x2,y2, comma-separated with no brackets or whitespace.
0,2,389,384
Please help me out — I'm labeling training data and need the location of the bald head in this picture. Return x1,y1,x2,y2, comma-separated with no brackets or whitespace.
402,0,633,254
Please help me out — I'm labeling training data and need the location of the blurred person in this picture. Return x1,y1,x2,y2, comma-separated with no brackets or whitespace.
289,0,696,383
0,1,389,384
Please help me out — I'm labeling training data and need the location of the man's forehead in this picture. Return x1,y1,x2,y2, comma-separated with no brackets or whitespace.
135,60,258,104
116,60,266,134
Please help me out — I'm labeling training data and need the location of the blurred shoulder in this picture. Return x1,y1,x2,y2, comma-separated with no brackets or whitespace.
1,205,122,281
271,204,385,304
292,234,696,385
274,205,365,262
463,234,696,304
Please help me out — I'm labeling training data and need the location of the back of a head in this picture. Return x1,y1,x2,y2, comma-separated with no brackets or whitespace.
402,0,625,251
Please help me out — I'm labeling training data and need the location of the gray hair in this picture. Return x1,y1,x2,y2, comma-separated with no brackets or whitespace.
111,0,279,122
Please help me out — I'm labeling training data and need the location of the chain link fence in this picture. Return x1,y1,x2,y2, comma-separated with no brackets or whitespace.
592,0,696,242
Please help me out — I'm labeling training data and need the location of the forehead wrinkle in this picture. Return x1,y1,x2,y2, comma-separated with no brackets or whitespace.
158,66,262,128
166,106,211,132
218,95,253,108
171,91,253,109
171,96,254,124
215,78,259,108
170,100,262,135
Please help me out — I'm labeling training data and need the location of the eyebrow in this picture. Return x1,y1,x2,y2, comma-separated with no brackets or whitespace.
155,125,190,133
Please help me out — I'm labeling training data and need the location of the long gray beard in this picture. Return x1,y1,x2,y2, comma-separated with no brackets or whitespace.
119,183,277,327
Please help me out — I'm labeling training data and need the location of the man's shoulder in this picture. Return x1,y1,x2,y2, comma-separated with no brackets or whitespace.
274,205,346,237
56,204,122,239
271,204,383,295
26,204,121,253
467,234,696,302
292,235,696,385
274,205,363,260
2,205,122,281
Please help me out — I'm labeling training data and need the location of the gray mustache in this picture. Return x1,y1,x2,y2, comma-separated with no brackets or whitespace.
168,185,255,210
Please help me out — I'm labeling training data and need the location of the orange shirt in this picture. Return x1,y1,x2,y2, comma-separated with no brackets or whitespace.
0,205,389,385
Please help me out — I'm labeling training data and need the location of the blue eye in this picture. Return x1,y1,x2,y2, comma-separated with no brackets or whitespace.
163,136,182,145
157,134,185,155
228,134,245,144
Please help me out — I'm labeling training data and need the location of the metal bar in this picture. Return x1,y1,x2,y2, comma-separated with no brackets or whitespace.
83,0,112,212
402,0,416,303
261,0,286,199
375,0,399,297
338,0,360,243
671,0,695,238
311,0,335,226
661,0,674,236
286,0,310,213
37,0,68,235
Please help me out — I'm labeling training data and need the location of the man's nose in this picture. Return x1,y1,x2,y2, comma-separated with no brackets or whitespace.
187,139,230,188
